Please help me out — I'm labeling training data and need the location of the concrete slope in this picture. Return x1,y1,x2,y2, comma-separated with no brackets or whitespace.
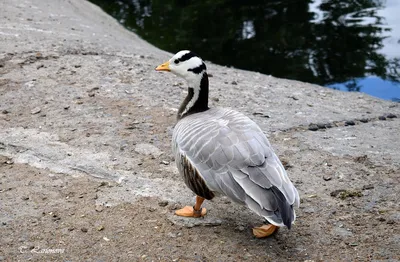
0,0,399,260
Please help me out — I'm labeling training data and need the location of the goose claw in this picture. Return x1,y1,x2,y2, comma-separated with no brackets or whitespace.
252,224,278,238
175,206,207,218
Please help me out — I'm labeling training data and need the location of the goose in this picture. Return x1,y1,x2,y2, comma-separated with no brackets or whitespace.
156,50,300,238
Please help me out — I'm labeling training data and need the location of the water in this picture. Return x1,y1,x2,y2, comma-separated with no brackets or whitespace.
89,0,400,101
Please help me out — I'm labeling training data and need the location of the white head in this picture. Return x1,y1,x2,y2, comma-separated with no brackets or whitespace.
155,50,207,88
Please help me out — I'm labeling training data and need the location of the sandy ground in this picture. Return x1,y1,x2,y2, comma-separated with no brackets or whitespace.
1,0,399,261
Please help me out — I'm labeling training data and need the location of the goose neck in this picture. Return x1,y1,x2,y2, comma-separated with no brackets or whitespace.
178,72,209,120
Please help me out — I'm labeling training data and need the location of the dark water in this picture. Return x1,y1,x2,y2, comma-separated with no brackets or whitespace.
89,0,400,101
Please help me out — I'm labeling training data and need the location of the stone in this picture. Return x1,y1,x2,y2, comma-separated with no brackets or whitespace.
167,214,222,228
30,107,41,115
134,143,162,157
158,200,169,207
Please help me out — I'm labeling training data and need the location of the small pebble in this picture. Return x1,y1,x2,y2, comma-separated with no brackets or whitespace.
97,225,105,231
158,200,169,207
95,205,104,212
235,226,245,232
308,124,319,131
231,81,237,85
386,113,397,119
359,118,369,123
81,227,88,233
167,232,177,238
345,120,355,126
317,123,327,129
386,219,395,224
1,110,9,114
160,160,169,165
21,196,29,200
323,175,332,181
362,184,374,190
31,107,41,115
378,116,386,120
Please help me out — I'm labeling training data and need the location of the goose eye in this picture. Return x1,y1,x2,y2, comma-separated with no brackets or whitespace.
174,59,179,64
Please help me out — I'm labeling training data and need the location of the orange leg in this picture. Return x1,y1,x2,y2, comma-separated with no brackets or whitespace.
252,224,279,238
175,196,207,218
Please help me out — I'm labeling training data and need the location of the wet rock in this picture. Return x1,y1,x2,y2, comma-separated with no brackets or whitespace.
344,120,355,126
308,124,319,131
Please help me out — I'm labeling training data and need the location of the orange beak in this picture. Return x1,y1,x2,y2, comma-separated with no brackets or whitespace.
155,61,171,72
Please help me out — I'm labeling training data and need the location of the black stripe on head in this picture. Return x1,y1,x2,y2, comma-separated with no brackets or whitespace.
175,51,198,64
188,62,207,74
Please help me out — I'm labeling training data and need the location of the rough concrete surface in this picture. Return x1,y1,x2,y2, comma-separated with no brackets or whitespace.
0,0,399,261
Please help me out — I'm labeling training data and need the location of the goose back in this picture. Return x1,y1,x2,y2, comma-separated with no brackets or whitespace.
173,107,300,227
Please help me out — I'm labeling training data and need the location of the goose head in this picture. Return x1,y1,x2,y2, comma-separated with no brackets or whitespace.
156,50,207,88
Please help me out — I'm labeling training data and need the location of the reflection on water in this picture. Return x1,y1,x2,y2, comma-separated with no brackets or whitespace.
89,0,400,101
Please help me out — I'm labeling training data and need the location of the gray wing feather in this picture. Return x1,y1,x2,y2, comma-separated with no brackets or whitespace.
173,108,300,227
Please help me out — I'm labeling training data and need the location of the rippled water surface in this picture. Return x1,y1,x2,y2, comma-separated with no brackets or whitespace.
89,0,400,101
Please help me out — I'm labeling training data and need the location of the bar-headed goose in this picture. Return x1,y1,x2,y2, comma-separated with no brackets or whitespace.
156,51,300,238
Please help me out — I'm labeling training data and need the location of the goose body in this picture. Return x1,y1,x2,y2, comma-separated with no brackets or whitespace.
156,50,300,236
